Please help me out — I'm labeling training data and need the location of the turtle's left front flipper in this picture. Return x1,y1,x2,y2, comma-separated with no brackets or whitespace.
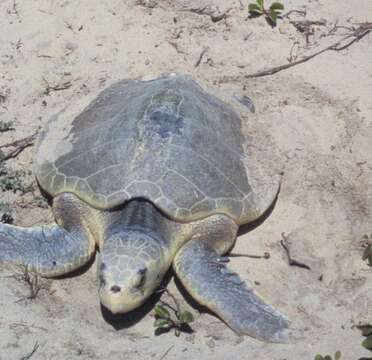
0,223,95,277
173,240,290,343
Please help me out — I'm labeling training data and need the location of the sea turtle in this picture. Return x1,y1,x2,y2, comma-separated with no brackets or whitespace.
0,74,289,342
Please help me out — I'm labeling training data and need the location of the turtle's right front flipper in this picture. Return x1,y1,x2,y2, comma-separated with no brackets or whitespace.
0,223,95,277
173,240,290,343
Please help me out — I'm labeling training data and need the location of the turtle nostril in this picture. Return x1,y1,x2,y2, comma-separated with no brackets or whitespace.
110,285,121,293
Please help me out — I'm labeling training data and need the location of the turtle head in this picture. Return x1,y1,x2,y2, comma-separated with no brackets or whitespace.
98,230,169,313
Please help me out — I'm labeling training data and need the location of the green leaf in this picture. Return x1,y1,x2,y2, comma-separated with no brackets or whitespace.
270,2,284,11
362,245,372,266
179,311,194,324
0,120,14,132
314,355,324,360
256,0,264,9
362,335,372,351
323,356,332,360
360,325,372,337
268,8,278,24
155,305,170,319
362,245,370,260
334,351,341,360
248,3,263,14
154,318,170,328
362,245,371,259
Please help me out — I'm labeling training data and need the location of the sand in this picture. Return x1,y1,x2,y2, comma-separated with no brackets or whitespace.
0,0,372,359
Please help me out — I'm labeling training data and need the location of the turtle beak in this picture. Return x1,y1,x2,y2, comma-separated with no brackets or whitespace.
98,264,148,313
99,283,146,314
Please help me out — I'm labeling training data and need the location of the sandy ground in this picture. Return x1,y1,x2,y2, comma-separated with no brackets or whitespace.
1,0,372,359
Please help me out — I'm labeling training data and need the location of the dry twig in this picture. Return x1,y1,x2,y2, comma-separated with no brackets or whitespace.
229,252,270,259
283,9,306,18
244,22,372,78
20,341,39,360
290,19,327,44
43,78,72,95
0,132,38,161
159,345,174,360
287,41,300,62
9,266,45,301
280,232,311,270
186,6,230,22
194,46,209,68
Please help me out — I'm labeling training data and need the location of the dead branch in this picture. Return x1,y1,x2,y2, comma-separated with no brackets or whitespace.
13,266,43,301
159,345,174,360
10,266,46,302
290,19,327,44
280,233,311,270
0,132,38,161
244,22,372,78
43,78,72,95
291,19,327,31
184,6,231,23
327,22,355,36
287,41,300,62
229,252,270,259
283,9,306,18
20,341,39,360
194,46,209,68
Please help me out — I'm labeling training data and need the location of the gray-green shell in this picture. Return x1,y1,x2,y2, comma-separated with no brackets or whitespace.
35,74,258,224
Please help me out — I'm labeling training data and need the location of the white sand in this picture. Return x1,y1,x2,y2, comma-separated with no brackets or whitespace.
0,0,371,358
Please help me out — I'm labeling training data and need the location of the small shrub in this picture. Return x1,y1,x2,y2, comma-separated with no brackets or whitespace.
358,325,372,352
0,120,14,132
0,202,13,223
362,234,372,266
314,351,341,360
153,290,194,337
0,163,26,193
248,0,284,26
11,266,47,301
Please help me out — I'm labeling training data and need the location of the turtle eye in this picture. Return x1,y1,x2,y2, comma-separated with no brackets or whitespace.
133,268,147,289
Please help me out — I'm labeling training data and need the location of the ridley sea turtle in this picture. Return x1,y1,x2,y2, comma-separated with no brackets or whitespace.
0,74,289,342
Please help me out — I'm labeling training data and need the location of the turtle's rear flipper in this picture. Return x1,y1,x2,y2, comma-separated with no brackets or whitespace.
0,223,94,277
173,240,290,343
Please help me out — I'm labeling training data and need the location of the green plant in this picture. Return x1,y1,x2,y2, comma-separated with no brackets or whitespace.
0,120,14,132
153,290,194,336
0,163,26,193
358,325,372,352
0,202,13,223
248,0,284,26
10,265,48,301
362,234,372,266
314,351,341,360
